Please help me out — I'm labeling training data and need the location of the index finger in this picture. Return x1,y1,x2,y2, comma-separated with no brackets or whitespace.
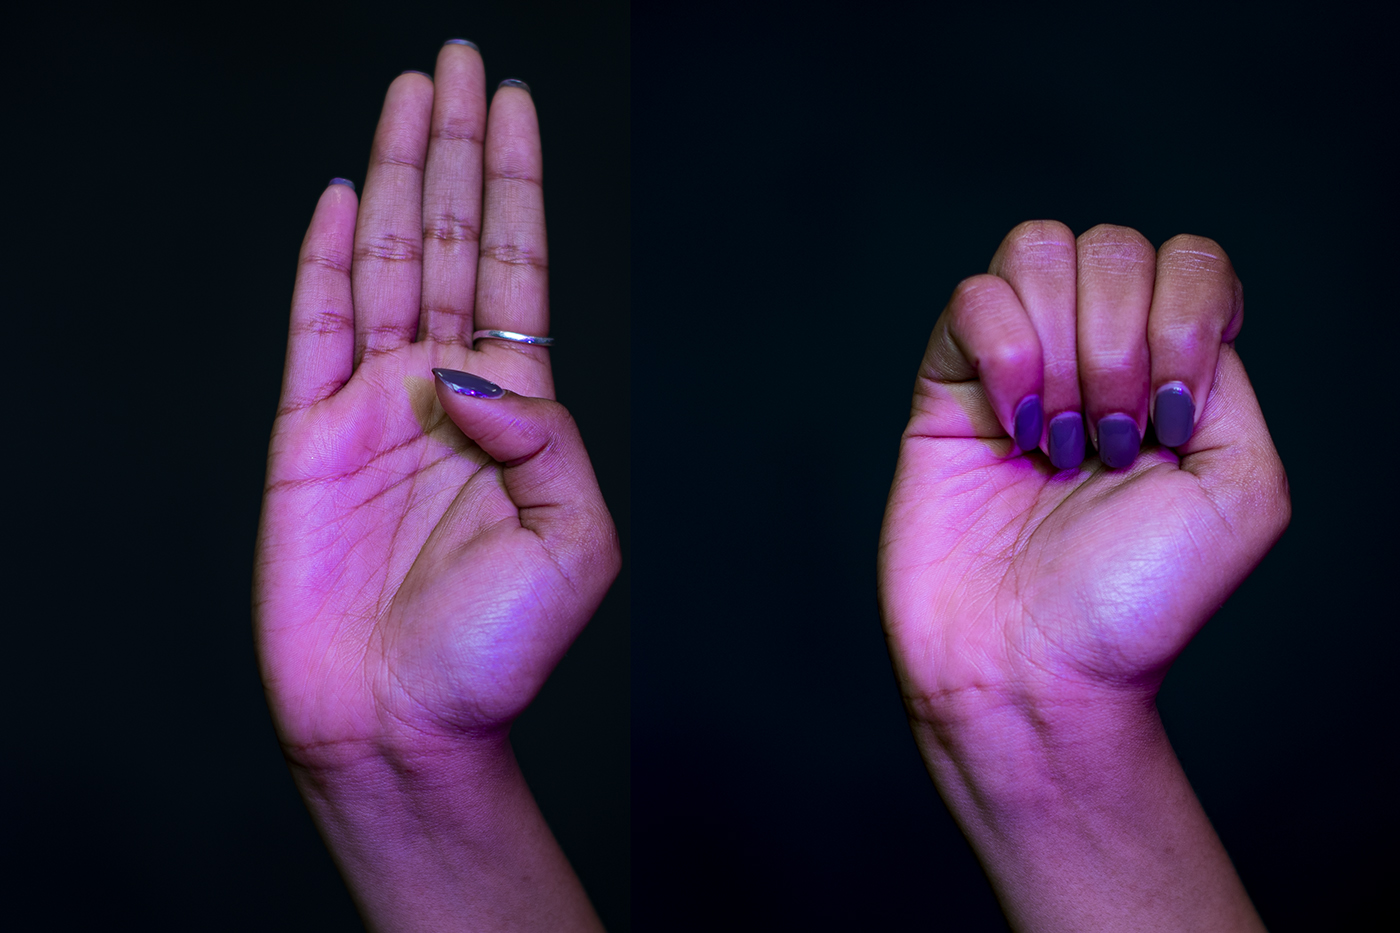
910,274,1044,450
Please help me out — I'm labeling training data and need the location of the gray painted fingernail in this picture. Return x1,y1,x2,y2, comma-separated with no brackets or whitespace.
1048,412,1085,470
499,78,531,93
1154,382,1195,447
1097,414,1141,469
1014,395,1043,452
401,69,432,78
328,178,355,191
433,368,504,399
444,39,479,49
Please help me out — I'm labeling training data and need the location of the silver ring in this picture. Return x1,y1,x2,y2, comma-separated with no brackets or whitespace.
472,329,554,347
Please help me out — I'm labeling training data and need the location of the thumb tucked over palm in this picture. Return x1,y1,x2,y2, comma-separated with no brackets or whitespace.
256,360,619,767
376,373,620,732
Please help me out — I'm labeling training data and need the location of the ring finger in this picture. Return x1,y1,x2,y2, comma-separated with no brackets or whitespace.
420,41,488,350
474,80,552,395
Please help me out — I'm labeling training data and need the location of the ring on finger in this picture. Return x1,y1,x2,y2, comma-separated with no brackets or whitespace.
472,329,554,348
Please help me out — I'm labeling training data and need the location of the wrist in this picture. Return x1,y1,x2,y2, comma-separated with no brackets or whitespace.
289,732,521,901
285,723,513,803
286,734,602,933
906,676,1164,813
906,680,1263,932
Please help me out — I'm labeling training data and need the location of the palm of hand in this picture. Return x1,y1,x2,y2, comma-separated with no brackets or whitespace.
252,56,590,768
883,436,1240,705
258,342,558,761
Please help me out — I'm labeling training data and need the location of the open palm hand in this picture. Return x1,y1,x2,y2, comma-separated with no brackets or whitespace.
255,46,617,776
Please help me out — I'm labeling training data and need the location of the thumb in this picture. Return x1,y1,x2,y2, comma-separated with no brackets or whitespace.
433,367,619,577
1177,346,1292,556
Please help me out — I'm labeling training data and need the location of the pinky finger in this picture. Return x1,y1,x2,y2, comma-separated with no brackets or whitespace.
280,180,358,414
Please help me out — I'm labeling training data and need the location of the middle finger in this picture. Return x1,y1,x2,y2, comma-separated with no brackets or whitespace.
420,41,488,349
1076,224,1155,469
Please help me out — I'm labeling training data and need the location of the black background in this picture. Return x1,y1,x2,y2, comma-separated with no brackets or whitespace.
7,3,629,930
5,2,1397,931
633,2,1396,930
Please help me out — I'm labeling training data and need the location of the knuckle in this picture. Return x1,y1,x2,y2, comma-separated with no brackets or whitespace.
299,246,352,275
999,220,1076,271
290,307,352,338
480,240,548,270
372,141,426,172
1077,224,1155,269
424,211,481,245
355,231,423,264
1158,234,1235,279
949,274,1011,313
982,339,1036,374
1079,348,1146,381
422,302,470,320
431,112,483,144
485,168,543,190
1150,314,1219,355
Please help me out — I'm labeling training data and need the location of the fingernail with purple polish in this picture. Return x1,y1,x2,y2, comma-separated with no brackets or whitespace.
1154,382,1195,448
1014,395,1043,452
1097,414,1141,469
444,38,479,49
498,78,531,93
329,178,355,191
433,368,504,399
401,69,432,78
1048,412,1085,470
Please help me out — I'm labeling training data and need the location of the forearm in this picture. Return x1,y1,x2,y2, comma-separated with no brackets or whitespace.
289,735,602,933
909,685,1264,933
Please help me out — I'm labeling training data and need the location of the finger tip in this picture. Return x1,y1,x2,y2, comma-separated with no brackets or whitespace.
1096,414,1142,469
1013,395,1044,452
1153,382,1196,448
433,368,506,400
1048,412,1085,470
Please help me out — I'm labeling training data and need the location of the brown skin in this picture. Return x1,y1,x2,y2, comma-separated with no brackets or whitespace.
255,44,616,932
880,221,1286,932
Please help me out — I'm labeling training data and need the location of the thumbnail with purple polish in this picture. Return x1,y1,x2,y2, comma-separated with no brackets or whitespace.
1097,414,1140,469
1154,383,1195,447
401,69,432,78
1014,395,1043,452
444,39,479,49
1048,412,1085,470
433,368,504,399
329,177,355,191
498,78,532,93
